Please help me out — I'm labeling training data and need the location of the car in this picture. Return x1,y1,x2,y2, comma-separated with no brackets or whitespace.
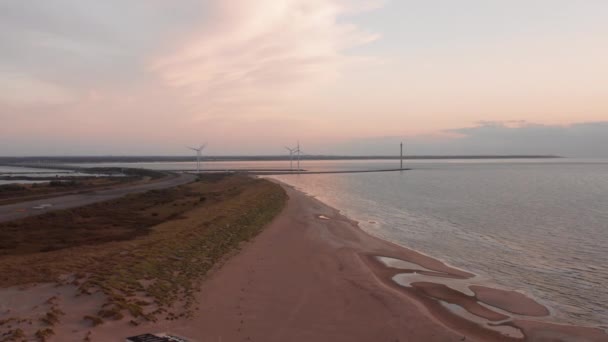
32,204,53,210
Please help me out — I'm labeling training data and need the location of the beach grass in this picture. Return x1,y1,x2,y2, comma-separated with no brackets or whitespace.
0,174,286,326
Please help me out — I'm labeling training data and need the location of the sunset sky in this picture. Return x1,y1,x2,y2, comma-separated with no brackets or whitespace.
1,1,607,156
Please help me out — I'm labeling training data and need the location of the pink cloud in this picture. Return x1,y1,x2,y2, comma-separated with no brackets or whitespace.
151,0,381,120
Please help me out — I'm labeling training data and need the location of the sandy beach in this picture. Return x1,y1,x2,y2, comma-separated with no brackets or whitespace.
2,180,607,341
77,181,460,341
79,182,608,341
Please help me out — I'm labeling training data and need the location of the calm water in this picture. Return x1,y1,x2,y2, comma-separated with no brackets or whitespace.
268,159,608,330
0,166,68,174
0,166,114,184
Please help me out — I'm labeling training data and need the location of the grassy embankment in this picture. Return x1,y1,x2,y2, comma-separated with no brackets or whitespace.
0,174,286,340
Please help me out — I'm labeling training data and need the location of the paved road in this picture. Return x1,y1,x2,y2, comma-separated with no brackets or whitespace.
0,173,196,223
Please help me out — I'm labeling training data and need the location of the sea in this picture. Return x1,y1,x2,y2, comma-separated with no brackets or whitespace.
269,158,608,331
3,158,607,329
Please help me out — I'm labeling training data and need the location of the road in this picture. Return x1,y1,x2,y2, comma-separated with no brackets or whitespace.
0,173,196,223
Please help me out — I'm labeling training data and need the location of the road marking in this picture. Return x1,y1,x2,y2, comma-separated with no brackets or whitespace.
32,204,53,210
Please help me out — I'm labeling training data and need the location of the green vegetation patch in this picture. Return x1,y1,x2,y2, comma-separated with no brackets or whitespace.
0,174,286,322
0,184,202,255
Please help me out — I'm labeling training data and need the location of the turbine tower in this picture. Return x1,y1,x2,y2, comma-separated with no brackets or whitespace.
188,143,206,173
400,141,403,169
296,141,301,171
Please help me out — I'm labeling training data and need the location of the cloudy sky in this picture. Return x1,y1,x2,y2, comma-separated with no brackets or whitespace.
1,0,607,156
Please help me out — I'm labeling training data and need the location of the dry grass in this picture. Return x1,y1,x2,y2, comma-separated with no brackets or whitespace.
34,328,53,341
0,327,25,342
0,174,286,323
0,181,201,255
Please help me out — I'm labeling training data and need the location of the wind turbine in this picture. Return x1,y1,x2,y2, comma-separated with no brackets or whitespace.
188,143,206,173
285,141,305,172
289,141,307,171
285,146,297,171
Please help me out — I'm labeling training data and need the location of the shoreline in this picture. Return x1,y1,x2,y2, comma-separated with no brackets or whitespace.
2,181,606,341
276,183,608,341
282,179,608,341
279,182,608,339
86,181,607,341
271,178,608,331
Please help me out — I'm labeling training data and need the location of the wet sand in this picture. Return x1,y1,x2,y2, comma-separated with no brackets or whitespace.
3,182,608,341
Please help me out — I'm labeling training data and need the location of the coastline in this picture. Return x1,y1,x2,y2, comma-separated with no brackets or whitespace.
278,183,608,341
84,181,465,341
78,181,608,341
2,180,606,341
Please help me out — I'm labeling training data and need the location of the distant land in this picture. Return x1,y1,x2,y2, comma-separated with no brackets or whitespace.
0,155,561,165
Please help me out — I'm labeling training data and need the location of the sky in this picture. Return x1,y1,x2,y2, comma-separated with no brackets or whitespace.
1,0,607,156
